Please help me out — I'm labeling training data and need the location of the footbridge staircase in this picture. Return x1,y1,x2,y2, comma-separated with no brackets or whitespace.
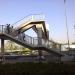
0,14,64,62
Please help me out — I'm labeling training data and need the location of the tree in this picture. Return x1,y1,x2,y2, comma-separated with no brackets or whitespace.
5,40,18,52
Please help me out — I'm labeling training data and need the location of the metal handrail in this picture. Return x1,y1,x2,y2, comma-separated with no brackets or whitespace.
0,25,66,53
11,14,45,28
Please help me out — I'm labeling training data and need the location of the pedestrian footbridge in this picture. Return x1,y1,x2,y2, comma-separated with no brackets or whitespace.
0,14,65,62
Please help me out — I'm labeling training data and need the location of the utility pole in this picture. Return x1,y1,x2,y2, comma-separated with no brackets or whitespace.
64,0,70,51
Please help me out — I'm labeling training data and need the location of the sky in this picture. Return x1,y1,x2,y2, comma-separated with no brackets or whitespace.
0,0,75,43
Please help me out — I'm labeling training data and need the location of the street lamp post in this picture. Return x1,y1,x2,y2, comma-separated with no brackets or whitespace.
64,0,70,51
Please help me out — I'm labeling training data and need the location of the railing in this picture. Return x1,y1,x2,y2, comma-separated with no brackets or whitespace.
0,25,14,34
17,33,38,46
0,25,67,52
16,33,66,52
11,14,45,28
0,25,6,33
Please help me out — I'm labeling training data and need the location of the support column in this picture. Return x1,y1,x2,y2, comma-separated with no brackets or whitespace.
1,39,4,53
44,30,49,47
46,30,49,40
59,44,62,63
37,28,43,62
1,39,5,62
37,28,42,46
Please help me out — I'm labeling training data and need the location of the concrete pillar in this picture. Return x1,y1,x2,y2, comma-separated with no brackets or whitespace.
46,30,49,40
1,39,4,53
1,39,5,62
37,28,42,46
37,28,43,62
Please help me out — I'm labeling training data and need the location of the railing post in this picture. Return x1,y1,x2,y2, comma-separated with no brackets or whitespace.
30,37,32,45
33,38,34,46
